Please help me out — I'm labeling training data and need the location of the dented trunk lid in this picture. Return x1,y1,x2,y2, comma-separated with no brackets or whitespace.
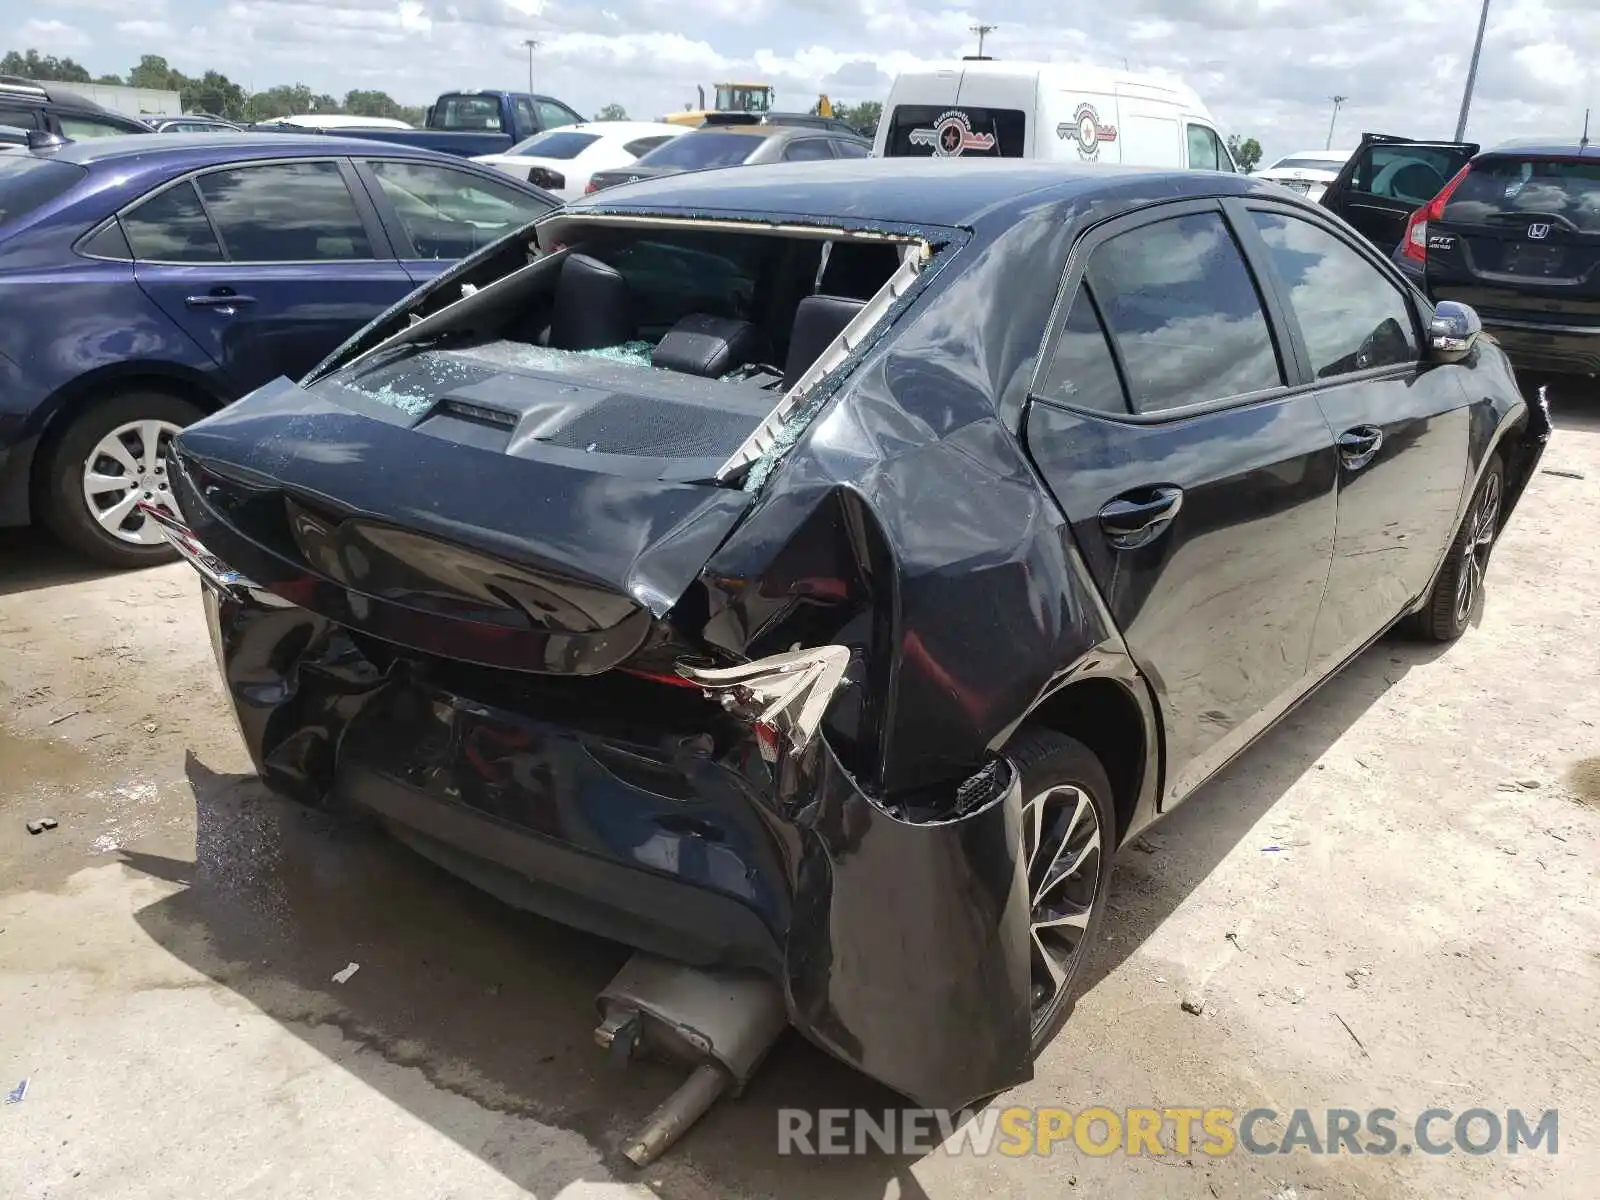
169,345,779,674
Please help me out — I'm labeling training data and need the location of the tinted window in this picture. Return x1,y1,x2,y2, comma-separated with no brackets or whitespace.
434,95,503,131
197,162,371,261
369,160,547,259
58,114,136,139
512,131,599,159
513,97,537,135
80,219,132,259
1251,211,1418,377
1442,157,1600,234
536,100,580,131
1353,145,1463,205
1038,286,1127,414
0,157,86,226
122,182,223,262
0,105,40,129
1088,212,1283,413
833,139,870,159
883,105,1025,158
1187,124,1221,171
637,132,762,170
783,138,834,162
622,135,674,158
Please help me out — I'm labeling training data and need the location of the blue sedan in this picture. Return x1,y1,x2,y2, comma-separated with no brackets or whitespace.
0,133,558,566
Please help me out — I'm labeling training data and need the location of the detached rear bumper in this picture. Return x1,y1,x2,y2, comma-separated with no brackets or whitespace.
197,578,1036,1110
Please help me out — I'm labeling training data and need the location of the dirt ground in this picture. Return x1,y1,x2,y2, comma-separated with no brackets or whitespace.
2,387,1598,1200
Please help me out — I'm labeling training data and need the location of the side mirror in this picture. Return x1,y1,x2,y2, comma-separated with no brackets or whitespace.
1428,300,1482,363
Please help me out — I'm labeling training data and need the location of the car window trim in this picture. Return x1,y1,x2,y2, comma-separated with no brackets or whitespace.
114,155,396,266
1025,196,1303,427
351,157,555,261
1226,195,1427,382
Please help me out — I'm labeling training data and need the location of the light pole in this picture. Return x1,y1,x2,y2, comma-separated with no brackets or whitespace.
1325,95,1348,150
522,38,539,94
969,23,996,57
1454,0,1492,141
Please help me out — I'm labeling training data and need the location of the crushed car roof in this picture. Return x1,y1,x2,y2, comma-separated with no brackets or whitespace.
567,157,1279,228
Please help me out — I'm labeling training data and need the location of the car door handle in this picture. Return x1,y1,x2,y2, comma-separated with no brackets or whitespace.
1338,426,1384,470
184,293,257,311
1099,485,1184,550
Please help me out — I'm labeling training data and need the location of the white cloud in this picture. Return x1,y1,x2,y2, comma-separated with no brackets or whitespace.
31,0,1600,160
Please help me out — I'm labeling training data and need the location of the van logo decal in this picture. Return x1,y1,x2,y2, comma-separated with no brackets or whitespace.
1527,222,1551,240
1057,102,1119,160
907,110,997,157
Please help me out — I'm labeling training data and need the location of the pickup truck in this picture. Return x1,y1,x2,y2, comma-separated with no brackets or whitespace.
254,90,587,159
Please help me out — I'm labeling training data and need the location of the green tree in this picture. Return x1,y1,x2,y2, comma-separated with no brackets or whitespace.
1227,134,1263,173
247,83,316,120
834,100,881,138
182,70,246,118
345,89,406,120
594,102,627,121
94,73,123,85
127,54,182,90
1,49,93,82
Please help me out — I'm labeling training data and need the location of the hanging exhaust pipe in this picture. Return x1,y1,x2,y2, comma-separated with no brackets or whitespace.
594,954,788,1166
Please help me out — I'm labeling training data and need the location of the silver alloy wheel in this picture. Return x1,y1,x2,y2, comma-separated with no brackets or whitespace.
1022,783,1103,1025
1454,470,1502,627
81,419,184,546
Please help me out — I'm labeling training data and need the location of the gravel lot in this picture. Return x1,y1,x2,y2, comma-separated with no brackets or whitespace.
2,387,1598,1200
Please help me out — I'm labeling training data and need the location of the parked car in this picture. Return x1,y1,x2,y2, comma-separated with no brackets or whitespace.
584,122,870,193
1318,132,1478,254
471,121,686,200
0,76,151,139
1254,147,1353,201
255,90,586,159
1341,137,1600,380
0,133,558,566
152,160,1549,1122
872,60,1235,169
146,115,244,134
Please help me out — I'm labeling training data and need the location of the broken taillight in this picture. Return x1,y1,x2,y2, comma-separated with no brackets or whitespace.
677,646,851,765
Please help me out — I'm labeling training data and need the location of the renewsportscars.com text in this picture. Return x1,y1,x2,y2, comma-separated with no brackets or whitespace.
777,1107,1559,1157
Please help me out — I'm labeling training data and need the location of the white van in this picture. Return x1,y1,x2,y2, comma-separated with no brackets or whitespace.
872,60,1238,172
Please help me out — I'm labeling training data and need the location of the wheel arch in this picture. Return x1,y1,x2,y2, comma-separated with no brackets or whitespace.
1021,670,1161,846
28,363,228,515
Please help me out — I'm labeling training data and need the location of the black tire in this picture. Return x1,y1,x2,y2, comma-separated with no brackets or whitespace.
38,390,206,569
1005,726,1117,1056
1411,455,1505,642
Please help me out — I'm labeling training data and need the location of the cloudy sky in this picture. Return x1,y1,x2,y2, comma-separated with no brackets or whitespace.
19,0,1600,161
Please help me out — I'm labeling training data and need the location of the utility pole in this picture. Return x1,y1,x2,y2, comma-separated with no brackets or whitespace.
1325,95,1348,150
969,23,996,57
1453,0,1492,141
522,38,539,94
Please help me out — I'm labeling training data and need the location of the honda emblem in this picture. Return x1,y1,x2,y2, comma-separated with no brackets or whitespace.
1527,222,1551,240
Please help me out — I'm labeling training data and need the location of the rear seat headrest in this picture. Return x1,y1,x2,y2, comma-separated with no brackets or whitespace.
548,253,634,351
652,314,771,378
783,294,867,391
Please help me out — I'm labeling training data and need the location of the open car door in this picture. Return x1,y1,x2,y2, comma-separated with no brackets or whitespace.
1321,132,1478,255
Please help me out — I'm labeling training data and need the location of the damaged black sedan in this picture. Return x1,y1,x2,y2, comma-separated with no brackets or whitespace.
155,160,1550,1144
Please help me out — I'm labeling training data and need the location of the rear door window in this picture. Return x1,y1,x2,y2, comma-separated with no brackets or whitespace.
882,105,1025,158
196,161,372,261
1442,156,1600,233
57,113,139,139
833,139,870,159
783,138,835,162
0,104,40,130
1087,211,1284,413
0,156,86,226
121,181,224,262
1250,211,1417,378
1352,144,1467,205
536,100,581,131
1037,287,1128,414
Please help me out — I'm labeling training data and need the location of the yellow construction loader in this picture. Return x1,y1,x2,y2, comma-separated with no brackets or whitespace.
664,84,833,127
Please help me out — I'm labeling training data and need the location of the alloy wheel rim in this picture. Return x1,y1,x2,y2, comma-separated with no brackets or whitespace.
81,419,183,546
1453,471,1501,626
1022,783,1103,1027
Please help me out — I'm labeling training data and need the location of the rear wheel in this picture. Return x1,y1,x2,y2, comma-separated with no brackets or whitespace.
38,391,205,569
1006,727,1117,1055
1412,456,1504,642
